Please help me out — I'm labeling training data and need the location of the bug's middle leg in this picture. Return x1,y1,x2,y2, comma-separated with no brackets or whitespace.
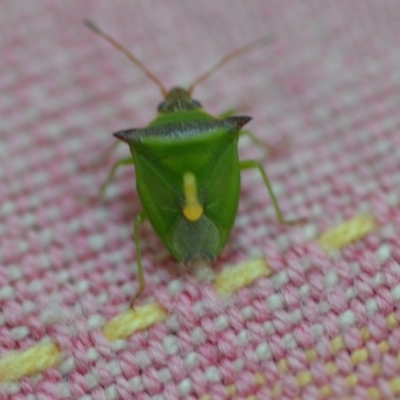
240,159,305,225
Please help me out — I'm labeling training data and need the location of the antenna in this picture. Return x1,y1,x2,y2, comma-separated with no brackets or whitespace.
187,35,274,95
84,19,168,98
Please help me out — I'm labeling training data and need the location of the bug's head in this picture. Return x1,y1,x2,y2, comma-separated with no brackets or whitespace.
157,87,202,113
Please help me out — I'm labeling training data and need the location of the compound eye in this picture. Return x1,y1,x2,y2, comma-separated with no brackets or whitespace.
157,101,168,112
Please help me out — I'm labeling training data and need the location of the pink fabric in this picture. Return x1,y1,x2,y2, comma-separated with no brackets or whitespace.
2,1,400,399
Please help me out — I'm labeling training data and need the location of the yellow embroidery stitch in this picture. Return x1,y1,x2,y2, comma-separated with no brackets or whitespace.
318,215,376,251
214,258,272,295
371,362,381,375
378,340,389,353
3,255,400,387
345,374,358,387
325,362,338,375
0,342,61,382
390,377,400,393
254,372,266,385
297,371,312,387
305,348,317,362
319,385,332,397
330,335,345,353
271,384,282,398
103,304,167,341
277,359,288,373
386,313,398,329
367,387,381,399
226,384,236,396
351,348,368,364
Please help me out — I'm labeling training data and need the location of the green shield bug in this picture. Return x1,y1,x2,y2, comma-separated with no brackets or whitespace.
84,20,302,305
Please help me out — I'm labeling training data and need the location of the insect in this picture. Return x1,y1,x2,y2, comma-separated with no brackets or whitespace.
84,20,301,305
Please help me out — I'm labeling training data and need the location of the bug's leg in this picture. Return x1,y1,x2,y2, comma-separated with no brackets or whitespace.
219,113,287,155
96,157,134,200
240,130,287,156
95,140,121,165
240,160,306,225
80,141,121,171
131,210,147,308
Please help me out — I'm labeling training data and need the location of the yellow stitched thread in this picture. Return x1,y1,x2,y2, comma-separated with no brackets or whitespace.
330,336,345,354
297,371,312,387
386,313,398,329
0,342,61,382
368,387,381,400
319,385,331,397
360,327,370,341
277,359,288,373
351,348,368,364
1,238,395,384
271,384,282,398
226,384,236,396
325,362,338,375
0,304,166,382
371,362,381,375
345,374,358,387
213,258,272,295
378,341,389,353
390,377,400,393
190,341,400,399
216,372,269,398
103,304,167,341
317,215,376,251
254,372,265,385
305,348,317,362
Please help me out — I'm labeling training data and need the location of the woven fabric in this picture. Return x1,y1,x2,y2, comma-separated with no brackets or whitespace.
1,1,400,399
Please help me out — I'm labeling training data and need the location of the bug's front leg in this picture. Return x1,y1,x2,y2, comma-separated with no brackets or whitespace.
240,130,289,157
130,210,147,308
79,141,124,175
219,110,285,155
96,157,135,200
240,160,306,225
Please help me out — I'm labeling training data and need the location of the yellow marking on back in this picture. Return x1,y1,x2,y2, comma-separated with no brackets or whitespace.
182,172,203,221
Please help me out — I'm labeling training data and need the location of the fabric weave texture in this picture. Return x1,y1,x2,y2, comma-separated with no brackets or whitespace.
1,1,400,399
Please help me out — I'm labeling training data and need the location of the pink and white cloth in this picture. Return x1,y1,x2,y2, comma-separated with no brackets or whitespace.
2,1,400,399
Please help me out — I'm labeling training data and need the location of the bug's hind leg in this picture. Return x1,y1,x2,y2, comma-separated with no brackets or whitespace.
131,210,147,308
240,159,306,225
